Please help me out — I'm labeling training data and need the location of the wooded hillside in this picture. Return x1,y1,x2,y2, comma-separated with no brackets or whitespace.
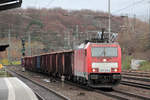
0,8,149,60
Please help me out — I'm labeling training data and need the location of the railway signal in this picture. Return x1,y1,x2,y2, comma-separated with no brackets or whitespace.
21,39,25,56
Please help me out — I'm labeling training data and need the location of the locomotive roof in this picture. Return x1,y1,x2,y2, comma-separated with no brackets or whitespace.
89,42,119,45
78,42,120,49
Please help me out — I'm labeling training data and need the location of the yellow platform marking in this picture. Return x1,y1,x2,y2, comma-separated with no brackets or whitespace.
0,64,3,69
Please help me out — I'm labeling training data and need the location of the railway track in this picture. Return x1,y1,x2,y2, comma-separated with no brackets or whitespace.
121,72,150,90
7,70,69,100
123,71,150,74
64,78,150,100
122,71,150,78
121,80,150,90
35,92,46,100
95,89,150,100
122,75,150,82
122,73,150,78
7,67,150,100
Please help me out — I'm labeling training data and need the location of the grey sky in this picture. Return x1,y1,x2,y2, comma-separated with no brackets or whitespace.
22,0,149,19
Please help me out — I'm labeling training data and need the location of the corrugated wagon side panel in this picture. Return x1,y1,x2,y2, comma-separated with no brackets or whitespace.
32,57,34,71
34,57,37,71
26,58,29,70
52,54,56,75
43,55,47,73
41,55,45,72
57,53,63,76
29,58,32,71
47,54,51,73
64,52,74,76
46,55,48,72
36,56,41,69
48,54,53,73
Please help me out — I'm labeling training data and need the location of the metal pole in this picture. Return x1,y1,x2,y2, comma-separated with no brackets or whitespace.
108,0,111,42
8,28,11,62
68,31,70,49
64,31,67,49
149,1,150,33
86,31,88,40
133,0,136,33
28,32,31,56
133,14,136,32
73,33,76,49
73,25,79,48
76,25,79,45
76,25,79,40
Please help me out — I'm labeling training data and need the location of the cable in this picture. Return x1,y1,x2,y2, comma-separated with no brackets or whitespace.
34,0,38,8
112,0,147,14
46,0,55,7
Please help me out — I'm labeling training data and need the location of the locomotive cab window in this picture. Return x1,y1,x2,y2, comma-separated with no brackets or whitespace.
91,47,118,57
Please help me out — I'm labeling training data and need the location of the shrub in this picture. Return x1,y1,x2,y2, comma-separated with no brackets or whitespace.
122,56,132,70
139,61,150,71
0,59,10,65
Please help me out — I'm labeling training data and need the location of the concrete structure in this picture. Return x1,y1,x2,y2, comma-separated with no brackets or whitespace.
0,45,9,52
0,0,22,11
131,59,145,70
0,77,38,100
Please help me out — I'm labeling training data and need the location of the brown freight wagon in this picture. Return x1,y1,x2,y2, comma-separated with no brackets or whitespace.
24,57,32,70
46,50,74,78
23,50,74,79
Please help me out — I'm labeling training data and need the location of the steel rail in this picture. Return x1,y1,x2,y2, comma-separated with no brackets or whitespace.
122,73,150,78
121,80,150,90
65,77,150,100
7,67,150,100
122,75,150,82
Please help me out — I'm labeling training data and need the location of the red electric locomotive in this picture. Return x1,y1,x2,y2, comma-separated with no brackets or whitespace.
74,42,121,88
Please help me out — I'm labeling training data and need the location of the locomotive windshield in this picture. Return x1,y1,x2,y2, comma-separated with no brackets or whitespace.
91,47,118,57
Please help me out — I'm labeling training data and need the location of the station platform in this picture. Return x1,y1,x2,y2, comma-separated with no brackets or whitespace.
0,77,38,100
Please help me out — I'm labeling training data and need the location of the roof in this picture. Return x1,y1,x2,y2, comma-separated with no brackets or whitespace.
0,44,9,51
0,0,22,11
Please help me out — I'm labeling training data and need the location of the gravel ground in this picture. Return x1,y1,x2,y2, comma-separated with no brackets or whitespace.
117,84,150,97
7,66,114,100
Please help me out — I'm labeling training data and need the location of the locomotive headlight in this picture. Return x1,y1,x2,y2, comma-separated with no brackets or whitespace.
92,69,96,72
114,68,118,72
112,68,118,72
92,68,98,72
103,59,107,62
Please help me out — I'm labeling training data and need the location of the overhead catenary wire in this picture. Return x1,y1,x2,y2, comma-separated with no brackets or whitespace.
46,0,55,7
34,0,38,8
112,0,148,14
